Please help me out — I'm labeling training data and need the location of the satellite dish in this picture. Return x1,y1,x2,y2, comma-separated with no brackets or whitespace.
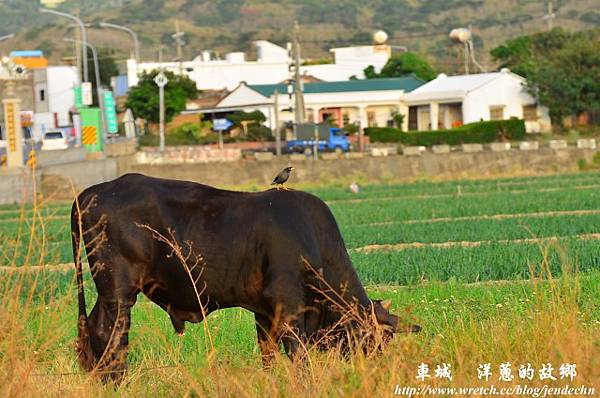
449,28,471,43
373,30,388,45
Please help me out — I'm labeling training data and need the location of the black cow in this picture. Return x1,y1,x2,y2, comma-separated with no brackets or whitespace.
71,173,419,380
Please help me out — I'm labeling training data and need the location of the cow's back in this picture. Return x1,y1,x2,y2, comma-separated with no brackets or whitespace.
75,174,350,311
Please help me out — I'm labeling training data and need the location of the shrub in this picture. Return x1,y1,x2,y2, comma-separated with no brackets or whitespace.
365,119,526,146
246,125,273,141
139,126,220,147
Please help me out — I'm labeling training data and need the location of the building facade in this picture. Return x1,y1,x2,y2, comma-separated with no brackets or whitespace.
196,77,424,133
127,41,391,91
404,69,551,132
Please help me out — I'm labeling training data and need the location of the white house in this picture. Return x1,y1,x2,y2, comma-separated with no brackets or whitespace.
127,41,391,91
31,66,78,140
196,77,424,131
403,69,551,132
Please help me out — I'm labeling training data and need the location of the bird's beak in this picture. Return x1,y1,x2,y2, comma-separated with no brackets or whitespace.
290,167,295,170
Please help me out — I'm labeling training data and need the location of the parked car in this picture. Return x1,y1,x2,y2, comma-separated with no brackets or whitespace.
41,130,69,151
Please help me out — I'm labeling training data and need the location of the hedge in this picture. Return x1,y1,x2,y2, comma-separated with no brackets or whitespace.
365,119,526,146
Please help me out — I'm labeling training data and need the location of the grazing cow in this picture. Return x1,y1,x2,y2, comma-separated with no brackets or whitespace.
72,173,419,380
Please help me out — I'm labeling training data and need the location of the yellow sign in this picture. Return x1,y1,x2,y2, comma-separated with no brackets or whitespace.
82,126,97,145
5,102,16,152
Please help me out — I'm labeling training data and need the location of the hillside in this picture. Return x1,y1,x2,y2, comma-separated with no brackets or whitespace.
1,0,599,74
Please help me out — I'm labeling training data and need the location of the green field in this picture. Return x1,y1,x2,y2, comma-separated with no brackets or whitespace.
1,172,599,396
2,171,600,281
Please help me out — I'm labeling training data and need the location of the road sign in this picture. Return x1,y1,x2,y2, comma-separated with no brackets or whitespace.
80,108,103,152
81,82,93,106
154,71,168,88
103,91,118,134
213,118,233,131
155,71,168,151
82,126,97,145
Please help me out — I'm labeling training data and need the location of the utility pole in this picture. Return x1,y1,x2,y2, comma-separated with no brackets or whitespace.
544,0,555,31
173,20,185,75
292,21,305,125
64,39,108,139
273,89,281,156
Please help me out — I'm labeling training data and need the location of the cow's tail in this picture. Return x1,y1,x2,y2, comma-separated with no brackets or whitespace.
71,198,95,371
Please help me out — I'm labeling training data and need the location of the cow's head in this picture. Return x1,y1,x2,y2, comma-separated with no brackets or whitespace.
371,299,421,338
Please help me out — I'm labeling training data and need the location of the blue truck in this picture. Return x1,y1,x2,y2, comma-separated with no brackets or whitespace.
287,123,350,154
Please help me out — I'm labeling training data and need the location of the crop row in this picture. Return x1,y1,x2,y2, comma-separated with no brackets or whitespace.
311,172,600,201
341,213,600,249
350,238,600,285
329,187,600,225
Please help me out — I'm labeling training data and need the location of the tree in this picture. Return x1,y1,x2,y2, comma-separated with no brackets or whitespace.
525,33,600,124
363,52,436,81
490,28,571,79
491,28,600,125
125,70,198,124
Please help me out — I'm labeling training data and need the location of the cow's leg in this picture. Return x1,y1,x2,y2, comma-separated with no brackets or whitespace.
85,254,139,383
263,277,308,363
255,313,278,367
87,290,137,382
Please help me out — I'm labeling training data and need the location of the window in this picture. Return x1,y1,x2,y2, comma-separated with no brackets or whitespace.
523,104,538,121
489,105,505,121
39,89,45,102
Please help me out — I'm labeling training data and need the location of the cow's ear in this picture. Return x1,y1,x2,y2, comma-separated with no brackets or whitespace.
381,299,392,310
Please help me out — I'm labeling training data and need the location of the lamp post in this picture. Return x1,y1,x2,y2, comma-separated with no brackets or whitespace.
98,22,140,62
64,38,108,140
40,8,88,82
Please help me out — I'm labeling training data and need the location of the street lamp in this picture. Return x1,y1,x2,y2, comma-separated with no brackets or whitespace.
0,33,14,42
39,8,89,82
64,38,108,140
98,22,140,62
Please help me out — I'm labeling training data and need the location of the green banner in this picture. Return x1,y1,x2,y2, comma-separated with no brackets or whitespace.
74,86,83,109
103,91,118,134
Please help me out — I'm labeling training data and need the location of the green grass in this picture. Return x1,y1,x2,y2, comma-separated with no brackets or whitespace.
11,269,600,372
2,172,600,396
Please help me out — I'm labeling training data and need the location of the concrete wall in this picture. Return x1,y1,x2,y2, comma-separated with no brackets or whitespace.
123,147,598,188
0,168,41,205
41,158,118,200
37,147,87,167
2,146,596,205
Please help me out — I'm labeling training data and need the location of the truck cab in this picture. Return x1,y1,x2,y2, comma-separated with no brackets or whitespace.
287,123,350,154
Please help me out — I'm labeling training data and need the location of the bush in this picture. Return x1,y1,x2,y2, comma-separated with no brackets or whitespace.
365,119,526,146
246,124,274,141
138,127,220,147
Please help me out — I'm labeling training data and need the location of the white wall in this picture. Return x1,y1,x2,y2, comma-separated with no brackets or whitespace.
127,43,391,91
46,66,77,126
463,73,550,130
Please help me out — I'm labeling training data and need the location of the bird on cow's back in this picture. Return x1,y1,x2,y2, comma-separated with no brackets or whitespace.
271,166,294,190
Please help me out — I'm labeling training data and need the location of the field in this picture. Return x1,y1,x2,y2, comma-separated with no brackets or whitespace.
1,172,599,396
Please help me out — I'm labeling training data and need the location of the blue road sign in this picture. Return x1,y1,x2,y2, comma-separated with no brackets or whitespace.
213,118,233,131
